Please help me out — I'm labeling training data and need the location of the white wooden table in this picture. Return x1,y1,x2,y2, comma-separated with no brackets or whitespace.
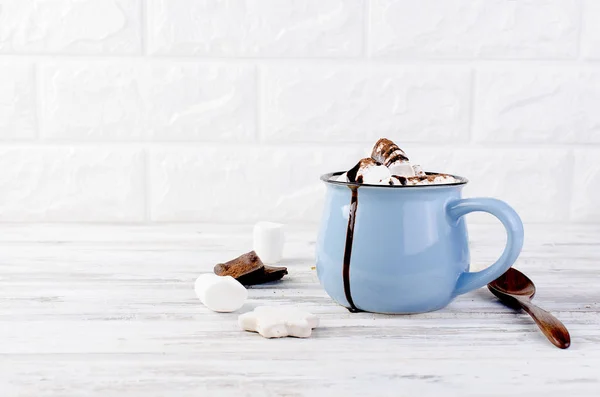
0,224,599,397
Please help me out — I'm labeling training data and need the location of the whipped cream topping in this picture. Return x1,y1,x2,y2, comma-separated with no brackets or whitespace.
332,138,459,186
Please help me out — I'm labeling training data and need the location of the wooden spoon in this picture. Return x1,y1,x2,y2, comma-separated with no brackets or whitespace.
487,267,571,349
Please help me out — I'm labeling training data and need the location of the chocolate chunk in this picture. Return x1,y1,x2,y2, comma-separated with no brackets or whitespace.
238,265,288,286
214,251,287,286
214,251,263,279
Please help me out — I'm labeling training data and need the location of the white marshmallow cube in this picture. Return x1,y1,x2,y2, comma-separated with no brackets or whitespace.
334,172,348,182
253,222,284,264
359,164,391,185
404,174,459,186
388,161,416,177
389,175,407,186
412,164,426,177
194,274,247,312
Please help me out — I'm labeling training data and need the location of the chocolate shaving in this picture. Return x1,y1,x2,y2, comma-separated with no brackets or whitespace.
214,251,287,286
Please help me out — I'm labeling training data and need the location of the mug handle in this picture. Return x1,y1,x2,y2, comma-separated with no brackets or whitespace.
446,198,524,297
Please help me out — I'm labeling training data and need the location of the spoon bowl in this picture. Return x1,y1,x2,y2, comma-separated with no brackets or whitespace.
489,267,536,298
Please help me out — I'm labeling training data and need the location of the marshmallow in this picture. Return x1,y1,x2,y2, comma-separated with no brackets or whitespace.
388,161,416,177
194,274,247,313
413,164,426,177
371,138,409,166
347,158,391,185
430,175,459,184
391,173,459,186
405,174,459,186
334,172,348,182
253,222,284,264
337,138,461,187
390,175,408,186
361,165,391,185
238,306,319,338
371,138,414,178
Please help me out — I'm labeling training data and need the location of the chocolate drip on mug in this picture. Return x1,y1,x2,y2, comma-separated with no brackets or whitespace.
342,186,361,313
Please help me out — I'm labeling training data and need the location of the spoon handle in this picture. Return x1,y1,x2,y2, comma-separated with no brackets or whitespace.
517,299,571,349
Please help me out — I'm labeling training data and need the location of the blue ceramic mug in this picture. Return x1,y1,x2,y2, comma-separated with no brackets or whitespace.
316,172,524,314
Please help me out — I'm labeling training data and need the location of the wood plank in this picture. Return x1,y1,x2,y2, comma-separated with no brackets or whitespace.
0,225,598,396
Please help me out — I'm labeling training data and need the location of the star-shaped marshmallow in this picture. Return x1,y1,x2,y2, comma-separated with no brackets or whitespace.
238,306,319,338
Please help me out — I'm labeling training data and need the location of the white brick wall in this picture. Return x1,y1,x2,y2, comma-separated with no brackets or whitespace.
0,0,597,224
369,0,580,59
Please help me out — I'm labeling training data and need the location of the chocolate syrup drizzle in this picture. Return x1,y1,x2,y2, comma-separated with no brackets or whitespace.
342,185,362,313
